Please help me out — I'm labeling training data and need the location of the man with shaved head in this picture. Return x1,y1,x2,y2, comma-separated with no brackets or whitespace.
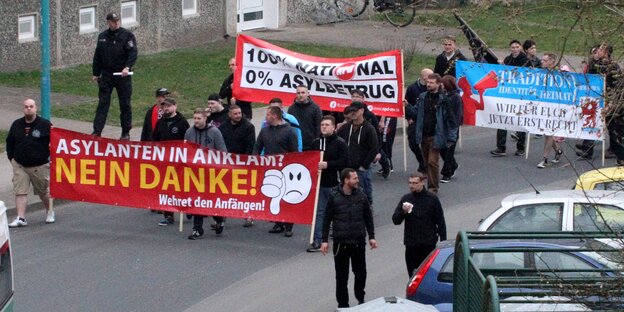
6,99,54,227
404,68,434,173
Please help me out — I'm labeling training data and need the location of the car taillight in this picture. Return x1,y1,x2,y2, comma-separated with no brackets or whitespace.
406,249,440,297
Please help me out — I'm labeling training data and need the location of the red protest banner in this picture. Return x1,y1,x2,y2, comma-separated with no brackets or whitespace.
50,128,321,225
233,34,404,117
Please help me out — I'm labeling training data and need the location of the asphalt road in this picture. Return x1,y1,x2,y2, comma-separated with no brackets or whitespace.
10,126,611,312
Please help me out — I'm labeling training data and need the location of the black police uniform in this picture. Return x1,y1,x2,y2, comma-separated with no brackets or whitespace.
92,21,138,136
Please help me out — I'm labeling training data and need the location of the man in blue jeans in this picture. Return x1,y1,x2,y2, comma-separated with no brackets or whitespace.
308,116,348,252
337,102,379,205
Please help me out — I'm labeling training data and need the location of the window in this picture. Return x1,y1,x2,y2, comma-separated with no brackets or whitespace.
18,15,37,41
244,11,263,22
534,251,601,278
79,7,96,33
121,1,138,26
573,203,624,232
594,181,624,191
182,0,197,17
438,251,526,282
489,203,564,232
473,251,526,270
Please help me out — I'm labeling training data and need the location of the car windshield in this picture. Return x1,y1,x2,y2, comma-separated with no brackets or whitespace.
489,203,563,232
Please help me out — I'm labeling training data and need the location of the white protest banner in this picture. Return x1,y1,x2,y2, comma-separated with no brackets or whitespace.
233,34,404,117
456,61,605,140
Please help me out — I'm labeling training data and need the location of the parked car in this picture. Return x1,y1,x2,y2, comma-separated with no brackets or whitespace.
477,190,624,232
575,166,624,190
406,240,618,312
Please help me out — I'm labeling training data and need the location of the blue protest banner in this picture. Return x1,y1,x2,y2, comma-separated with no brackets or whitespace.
456,61,605,140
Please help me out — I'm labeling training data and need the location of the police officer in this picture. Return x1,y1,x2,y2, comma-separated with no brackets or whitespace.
91,12,138,140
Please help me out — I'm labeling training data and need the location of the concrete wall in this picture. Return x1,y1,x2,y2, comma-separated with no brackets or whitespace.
287,0,318,25
0,0,227,72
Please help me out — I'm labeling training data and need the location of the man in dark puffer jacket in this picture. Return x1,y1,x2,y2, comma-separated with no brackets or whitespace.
321,168,377,309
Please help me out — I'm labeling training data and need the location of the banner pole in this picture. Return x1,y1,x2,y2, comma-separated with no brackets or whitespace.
309,151,324,245
602,135,606,167
403,118,407,172
179,212,183,232
400,50,407,172
525,133,530,160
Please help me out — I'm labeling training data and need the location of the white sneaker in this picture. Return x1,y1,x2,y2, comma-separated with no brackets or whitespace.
8,217,27,228
45,210,55,224
537,158,548,169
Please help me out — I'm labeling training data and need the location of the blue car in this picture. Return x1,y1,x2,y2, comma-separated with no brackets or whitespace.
405,240,618,312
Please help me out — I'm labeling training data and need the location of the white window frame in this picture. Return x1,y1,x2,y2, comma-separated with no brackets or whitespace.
18,14,37,42
121,1,138,27
79,6,97,34
182,0,198,17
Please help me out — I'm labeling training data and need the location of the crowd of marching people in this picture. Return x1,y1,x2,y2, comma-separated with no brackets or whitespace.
12,25,621,239
130,34,622,241
6,12,621,307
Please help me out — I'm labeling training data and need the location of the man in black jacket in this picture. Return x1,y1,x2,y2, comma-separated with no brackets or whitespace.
287,85,322,151
491,39,529,157
7,99,54,227
91,12,137,140
392,172,446,277
220,57,252,119
219,105,255,155
337,102,379,205
405,68,433,173
207,93,229,128
152,98,190,225
307,116,349,252
433,35,467,77
219,104,256,227
321,168,377,308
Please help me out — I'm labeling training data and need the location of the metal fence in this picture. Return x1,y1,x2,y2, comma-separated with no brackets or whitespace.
454,231,624,312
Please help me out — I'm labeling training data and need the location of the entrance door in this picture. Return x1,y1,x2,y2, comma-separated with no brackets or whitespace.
238,0,278,31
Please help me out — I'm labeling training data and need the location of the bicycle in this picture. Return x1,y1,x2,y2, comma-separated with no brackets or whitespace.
334,0,433,27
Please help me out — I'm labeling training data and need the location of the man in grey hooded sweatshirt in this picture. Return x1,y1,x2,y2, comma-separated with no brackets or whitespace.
254,106,298,237
185,108,227,240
